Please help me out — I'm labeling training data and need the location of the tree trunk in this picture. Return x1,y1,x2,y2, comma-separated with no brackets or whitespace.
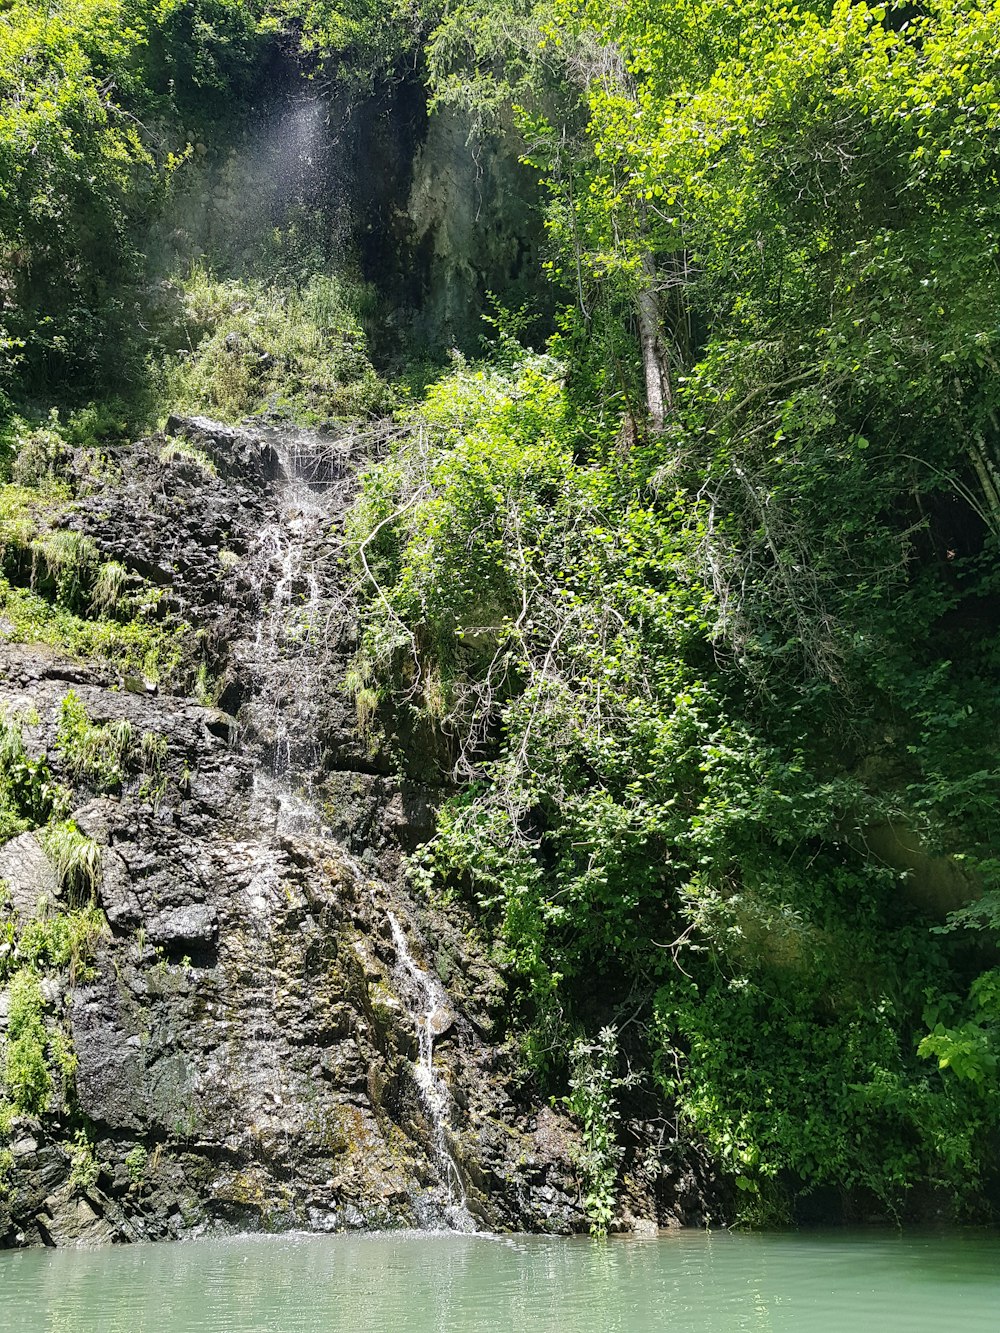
637,253,672,432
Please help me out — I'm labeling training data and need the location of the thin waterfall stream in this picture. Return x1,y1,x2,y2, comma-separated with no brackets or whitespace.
242,426,347,802
387,911,474,1230
237,425,474,1230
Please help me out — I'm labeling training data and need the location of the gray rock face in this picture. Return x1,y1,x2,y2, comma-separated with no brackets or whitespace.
405,107,546,349
0,832,61,920
0,417,710,1249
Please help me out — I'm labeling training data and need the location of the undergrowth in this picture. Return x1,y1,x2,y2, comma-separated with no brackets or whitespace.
0,416,194,686
159,267,394,423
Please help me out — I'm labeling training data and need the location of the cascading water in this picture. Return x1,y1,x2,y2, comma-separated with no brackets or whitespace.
237,424,474,1229
242,427,349,801
387,912,475,1231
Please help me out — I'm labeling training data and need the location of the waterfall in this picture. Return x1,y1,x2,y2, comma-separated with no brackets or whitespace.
237,425,473,1229
243,427,349,789
387,912,475,1232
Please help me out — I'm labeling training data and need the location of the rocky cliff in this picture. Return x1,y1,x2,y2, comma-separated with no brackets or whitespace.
0,417,711,1247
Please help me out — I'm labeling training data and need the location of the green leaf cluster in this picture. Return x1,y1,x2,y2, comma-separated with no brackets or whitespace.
352,321,1000,1218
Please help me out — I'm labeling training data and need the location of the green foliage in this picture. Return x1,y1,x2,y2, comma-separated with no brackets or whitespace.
124,1143,148,1185
564,1026,634,1236
30,530,100,613
0,1,157,396
56,690,134,790
90,560,129,616
268,0,427,92
353,322,1000,1217
8,411,70,487
0,473,193,685
919,971,1000,1086
158,440,218,477
424,0,564,130
137,729,169,808
5,905,107,986
0,707,63,843
152,0,269,100
2,970,50,1116
0,576,190,685
0,478,71,567
398,0,1000,1220
160,267,393,422
41,820,103,904
67,1128,99,1193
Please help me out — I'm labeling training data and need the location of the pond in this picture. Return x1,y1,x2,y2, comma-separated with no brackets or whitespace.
2,1228,997,1332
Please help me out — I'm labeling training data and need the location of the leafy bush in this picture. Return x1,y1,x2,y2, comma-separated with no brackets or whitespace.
68,1128,99,1193
565,1027,635,1236
0,1,158,397
8,906,107,986
9,412,70,487
160,268,393,422
124,1143,148,1185
2,971,50,1116
56,691,134,790
0,707,62,843
351,335,1000,1219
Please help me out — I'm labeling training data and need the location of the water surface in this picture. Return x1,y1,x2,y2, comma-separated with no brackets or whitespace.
2,1228,997,1332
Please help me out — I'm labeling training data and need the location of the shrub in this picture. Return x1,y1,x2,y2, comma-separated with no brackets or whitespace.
160,267,393,423
3,970,50,1116
0,707,60,840
41,821,103,904
55,690,134,789
12,905,107,985
565,1027,635,1236
68,1129,99,1193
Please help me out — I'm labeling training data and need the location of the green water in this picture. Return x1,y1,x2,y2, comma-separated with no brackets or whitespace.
1,1230,997,1332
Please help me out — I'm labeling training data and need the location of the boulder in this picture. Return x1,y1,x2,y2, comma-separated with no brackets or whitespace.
0,832,60,920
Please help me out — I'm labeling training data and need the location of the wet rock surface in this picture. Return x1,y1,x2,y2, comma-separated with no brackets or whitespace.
0,417,713,1248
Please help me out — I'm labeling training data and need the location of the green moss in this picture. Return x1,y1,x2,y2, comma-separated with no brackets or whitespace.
3,970,50,1116
221,1168,268,1208
10,904,107,985
0,577,191,684
306,1106,353,1154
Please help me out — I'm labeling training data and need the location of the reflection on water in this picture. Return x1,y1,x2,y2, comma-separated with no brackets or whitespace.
2,1229,999,1333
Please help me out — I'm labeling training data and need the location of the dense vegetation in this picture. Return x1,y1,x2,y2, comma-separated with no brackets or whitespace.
2,0,999,1227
